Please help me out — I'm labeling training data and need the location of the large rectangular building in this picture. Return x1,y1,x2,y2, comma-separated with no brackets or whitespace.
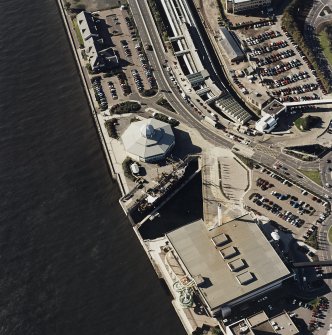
226,310,299,335
76,11,118,71
226,0,272,14
219,28,245,63
166,214,292,317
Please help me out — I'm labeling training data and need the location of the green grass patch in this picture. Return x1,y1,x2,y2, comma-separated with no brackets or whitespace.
294,115,321,132
298,169,322,186
319,29,332,66
305,231,318,249
72,18,84,48
294,117,306,131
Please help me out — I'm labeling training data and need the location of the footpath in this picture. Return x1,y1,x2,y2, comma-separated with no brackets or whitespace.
55,0,127,196
54,3,222,334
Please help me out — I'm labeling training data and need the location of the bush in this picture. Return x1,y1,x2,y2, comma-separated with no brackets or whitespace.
142,88,158,97
111,101,141,114
156,97,175,113
153,112,179,127
122,157,136,181
305,230,318,249
105,119,118,139
147,0,168,43
85,63,93,75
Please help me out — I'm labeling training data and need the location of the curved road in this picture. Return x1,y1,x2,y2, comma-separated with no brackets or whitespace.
127,0,332,331
128,0,332,196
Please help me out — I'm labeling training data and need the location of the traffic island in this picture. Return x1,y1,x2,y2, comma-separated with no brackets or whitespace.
297,169,322,186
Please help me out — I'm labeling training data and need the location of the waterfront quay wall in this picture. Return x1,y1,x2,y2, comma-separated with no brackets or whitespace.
55,3,208,334
55,0,126,197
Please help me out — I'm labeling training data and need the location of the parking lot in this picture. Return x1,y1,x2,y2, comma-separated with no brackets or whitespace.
228,19,325,107
92,8,157,107
244,165,328,237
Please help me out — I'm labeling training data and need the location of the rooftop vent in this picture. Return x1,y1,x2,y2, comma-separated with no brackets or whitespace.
212,233,229,247
236,271,256,285
227,258,247,272
220,246,239,259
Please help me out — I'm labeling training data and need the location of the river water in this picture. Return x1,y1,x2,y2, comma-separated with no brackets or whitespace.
0,1,185,334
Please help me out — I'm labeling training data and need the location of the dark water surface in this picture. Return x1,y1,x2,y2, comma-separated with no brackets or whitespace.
139,173,203,240
0,1,185,334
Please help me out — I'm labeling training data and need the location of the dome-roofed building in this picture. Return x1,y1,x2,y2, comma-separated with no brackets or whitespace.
121,118,175,162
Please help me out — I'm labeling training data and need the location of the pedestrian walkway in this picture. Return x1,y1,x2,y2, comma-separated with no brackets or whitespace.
202,147,248,229
254,143,280,158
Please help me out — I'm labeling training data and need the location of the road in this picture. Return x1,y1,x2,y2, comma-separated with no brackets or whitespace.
128,0,234,148
128,0,332,261
127,0,332,332
127,0,332,196
307,0,332,29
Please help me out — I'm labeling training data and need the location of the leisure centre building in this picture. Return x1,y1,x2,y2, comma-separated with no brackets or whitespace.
165,214,293,317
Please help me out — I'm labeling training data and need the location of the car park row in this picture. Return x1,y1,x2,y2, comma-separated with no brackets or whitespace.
271,83,318,97
250,191,306,228
250,40,289,55
255,49,295,67
282,27,328,95
245,164,330,236
264,71,310,89
245,30,282,45
308,297,329,331
92,77,108,111
260,59,302,77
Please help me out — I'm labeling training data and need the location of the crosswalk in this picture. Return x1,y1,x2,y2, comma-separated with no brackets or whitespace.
254,144,280,158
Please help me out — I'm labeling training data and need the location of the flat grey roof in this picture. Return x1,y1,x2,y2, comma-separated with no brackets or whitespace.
247,311,269,327
228,258,246,272
262,99,285,116
229,311,298,335
219,28,244,61
212,233,229,247
166,214,291,310
267,313,299,335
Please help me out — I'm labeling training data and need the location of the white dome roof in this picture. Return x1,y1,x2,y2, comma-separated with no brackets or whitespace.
140,124,155,138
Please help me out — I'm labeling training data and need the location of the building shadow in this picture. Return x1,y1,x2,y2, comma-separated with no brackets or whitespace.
172,127,202,160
